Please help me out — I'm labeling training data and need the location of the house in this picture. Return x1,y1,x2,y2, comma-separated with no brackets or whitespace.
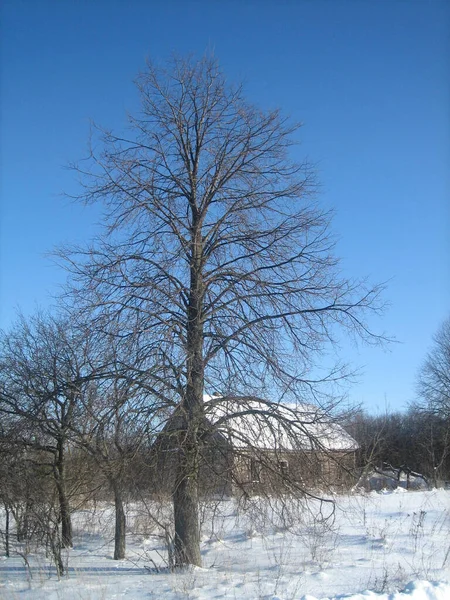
152,394,359,497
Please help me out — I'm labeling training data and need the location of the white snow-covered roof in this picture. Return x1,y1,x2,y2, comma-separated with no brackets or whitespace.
203,395,358,453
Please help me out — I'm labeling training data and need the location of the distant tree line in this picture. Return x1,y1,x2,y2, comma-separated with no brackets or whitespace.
346,316,450,486
346,405,450,487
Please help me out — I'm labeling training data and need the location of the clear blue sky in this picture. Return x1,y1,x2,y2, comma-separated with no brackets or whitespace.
1,0,449,413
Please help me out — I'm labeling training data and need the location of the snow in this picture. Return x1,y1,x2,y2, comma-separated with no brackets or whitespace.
1,489,449,599
204,395,359,452
304,581,450,599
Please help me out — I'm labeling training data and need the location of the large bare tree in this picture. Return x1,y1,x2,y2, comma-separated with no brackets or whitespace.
60,55,385,566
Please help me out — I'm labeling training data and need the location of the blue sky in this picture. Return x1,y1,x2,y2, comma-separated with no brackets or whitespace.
1,0,449,413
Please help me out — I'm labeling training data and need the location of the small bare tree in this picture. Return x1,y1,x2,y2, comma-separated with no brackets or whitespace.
0,417,67,574
0,311,96,548
69,373,151,560
59,55,385,566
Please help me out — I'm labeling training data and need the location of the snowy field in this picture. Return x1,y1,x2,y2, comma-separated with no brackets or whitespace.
0,489,449,600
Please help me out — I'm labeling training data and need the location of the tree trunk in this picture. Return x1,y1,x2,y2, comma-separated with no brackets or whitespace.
112,482,126,560
16,500,32,543
5,506,10,557
58,489,73,549
48,525,65,577
173,213,204,567
173,442,201,567
55,440,73,548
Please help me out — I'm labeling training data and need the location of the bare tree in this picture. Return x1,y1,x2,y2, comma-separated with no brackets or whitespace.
0,420,24,558
59,55,385,566
346,405,450,488
0,414,68,574
0,311,95,548
415,317,450,485
415,409,450,486
68,365,152,560
344,408,388,477
418,317,450,420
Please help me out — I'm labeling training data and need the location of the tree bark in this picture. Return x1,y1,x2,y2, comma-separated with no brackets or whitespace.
112,481,126,560
5,506,10,557
49,528,65,577
16,501,31,543
173,212,204,568
173,445,201,567
56,439,73,548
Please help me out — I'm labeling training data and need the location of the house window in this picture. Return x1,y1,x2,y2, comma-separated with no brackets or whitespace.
279,460,289,476
250,458,261,482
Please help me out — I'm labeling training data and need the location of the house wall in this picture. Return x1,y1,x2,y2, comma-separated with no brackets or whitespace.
231,449,357,495
150,411,357,498
150,446,356,499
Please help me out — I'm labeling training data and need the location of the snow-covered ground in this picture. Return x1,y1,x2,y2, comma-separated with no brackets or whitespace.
0,489,449,599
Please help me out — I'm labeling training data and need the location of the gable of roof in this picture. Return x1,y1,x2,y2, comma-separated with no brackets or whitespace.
203,394,358,453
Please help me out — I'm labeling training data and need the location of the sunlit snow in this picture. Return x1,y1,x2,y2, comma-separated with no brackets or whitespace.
1,489,449,599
